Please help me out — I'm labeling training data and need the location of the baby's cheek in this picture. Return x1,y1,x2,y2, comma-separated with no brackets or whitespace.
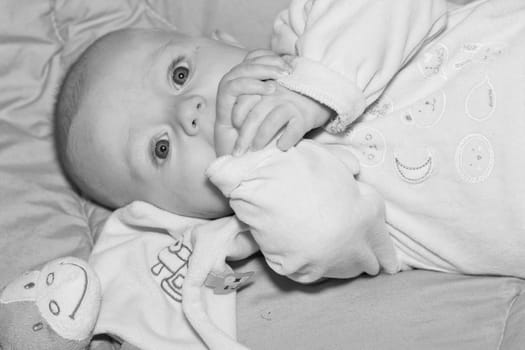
214,123,238,157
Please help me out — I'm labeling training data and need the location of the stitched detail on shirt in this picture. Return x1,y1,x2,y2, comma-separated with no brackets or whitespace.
348,126,387,167
393,152,434,184
418,42,449,79
465,75,496,122
363,95,394,121
453,42,507,71
455,133,494,184
407,90,447,128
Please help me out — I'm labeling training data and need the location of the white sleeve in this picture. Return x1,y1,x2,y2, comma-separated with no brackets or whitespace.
207,142,401,283
271,0,448,132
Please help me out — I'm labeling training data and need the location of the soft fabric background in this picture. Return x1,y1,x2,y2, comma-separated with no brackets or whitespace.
1,0,525,349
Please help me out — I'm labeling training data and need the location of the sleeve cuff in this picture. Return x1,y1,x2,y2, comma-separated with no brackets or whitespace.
277,56,366,133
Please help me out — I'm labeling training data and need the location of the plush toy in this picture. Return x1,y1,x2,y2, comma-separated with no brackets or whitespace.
0,257,101,350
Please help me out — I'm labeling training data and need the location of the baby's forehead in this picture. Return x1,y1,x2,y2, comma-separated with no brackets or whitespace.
101,28,188,56
84,29,192,89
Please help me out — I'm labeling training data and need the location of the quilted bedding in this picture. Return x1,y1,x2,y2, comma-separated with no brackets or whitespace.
2,0,525,349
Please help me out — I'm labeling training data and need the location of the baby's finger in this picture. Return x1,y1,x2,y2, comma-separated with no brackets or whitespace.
244,49,277,61
233,100,276,156
252,104,295,151
277,116,308,151
232,95,261,129
245,55,292,71
218,78,275,108
225,62,289,81
216,79,275,128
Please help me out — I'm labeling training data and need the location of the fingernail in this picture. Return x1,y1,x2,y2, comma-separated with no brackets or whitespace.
279,69,291,76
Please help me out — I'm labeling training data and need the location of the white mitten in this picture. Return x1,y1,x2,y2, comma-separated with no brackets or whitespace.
207,140,400,283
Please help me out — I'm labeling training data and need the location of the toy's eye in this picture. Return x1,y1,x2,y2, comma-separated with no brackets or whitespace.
154,139,170,160
49,300,60,316
32,322,43,332
24,282,35,289
46,272,54,286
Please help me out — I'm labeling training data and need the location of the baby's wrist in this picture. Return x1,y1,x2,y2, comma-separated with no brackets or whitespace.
316,102,335,126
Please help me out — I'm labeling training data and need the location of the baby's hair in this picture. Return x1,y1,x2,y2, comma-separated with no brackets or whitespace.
54,34,111,207
55,48,89,171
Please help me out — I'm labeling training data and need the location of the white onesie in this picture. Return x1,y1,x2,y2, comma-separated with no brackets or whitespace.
273,0,525,276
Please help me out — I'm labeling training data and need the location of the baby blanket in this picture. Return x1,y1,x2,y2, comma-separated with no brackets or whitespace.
89,201,253,350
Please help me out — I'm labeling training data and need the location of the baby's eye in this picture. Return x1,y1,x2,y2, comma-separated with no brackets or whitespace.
171,66,189,86
167,57,191,90
154,139,170,160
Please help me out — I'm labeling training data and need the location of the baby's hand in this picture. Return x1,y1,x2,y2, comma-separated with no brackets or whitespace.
215,50,291,156
232,84,333,155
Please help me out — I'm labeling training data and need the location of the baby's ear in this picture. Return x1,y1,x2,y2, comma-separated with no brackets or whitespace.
211,30,244,48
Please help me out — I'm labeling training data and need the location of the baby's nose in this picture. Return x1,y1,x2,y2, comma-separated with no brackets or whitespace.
178,95,206,136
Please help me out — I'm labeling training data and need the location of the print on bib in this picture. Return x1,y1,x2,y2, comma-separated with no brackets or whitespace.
418,43,449,78
402,91,446,128
393,148,434,184
455,134,494,184
349,126,386,167
150,240,192,303
452,43,507,70
465,76,496,121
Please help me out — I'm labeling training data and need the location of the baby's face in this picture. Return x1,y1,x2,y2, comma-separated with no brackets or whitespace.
70,29,247,218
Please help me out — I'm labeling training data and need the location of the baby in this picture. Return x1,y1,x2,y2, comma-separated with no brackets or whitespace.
52,0,525,347
56,0,525,286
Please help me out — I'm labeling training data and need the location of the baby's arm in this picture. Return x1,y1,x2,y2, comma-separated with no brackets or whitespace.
228,0,448,153
207,141,400,282
272,0,448,133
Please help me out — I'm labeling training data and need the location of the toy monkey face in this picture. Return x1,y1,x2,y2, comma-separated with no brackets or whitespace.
0,257,100,341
